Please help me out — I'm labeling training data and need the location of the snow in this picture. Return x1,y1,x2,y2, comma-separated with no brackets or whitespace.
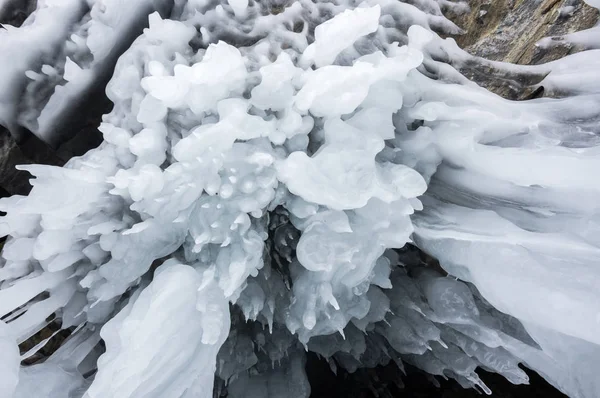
584,0,600,8
0,1,600,398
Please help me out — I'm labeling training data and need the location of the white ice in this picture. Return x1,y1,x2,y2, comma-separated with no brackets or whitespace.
0,1,600,398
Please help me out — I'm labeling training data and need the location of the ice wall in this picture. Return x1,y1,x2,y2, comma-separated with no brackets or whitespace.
0,1,599,398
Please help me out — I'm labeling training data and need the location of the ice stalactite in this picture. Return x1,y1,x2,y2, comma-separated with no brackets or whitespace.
0,0,173,146
0,1,599,397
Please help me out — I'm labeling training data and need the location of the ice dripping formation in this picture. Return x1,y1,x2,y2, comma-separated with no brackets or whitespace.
0,0,600,397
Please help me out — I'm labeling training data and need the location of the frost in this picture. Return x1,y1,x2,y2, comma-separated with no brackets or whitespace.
1,1,600,398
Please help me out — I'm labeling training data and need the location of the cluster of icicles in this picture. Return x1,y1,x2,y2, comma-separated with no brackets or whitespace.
1,0,600,397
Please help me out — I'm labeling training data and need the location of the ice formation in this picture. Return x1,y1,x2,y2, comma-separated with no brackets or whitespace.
1,0,600,397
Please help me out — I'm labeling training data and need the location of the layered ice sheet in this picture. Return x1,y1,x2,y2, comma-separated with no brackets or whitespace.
0,1,600,398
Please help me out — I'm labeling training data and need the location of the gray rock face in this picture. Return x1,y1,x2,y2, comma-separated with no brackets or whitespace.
449,0,599,64
0,129,37,196
0,0,37,27
443,0,599,99
0,123,107,196
0,128,63,196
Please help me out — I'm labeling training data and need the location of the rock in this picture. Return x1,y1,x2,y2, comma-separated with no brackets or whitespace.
0,127,63,196
444,0,599,99
0,0,37,27
448,0,599,64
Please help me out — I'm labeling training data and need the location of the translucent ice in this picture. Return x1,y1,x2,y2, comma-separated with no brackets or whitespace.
1,1,600,397
87,263,229,398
